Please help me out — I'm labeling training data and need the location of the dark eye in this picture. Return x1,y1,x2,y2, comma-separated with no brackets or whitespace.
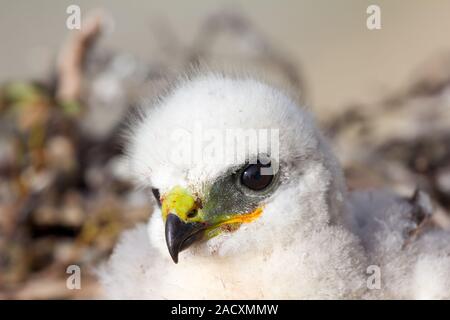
240,162,274,191
151,188,161,207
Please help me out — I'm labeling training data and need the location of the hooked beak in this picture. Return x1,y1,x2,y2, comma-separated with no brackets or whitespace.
161,186,207,263
161,186,263,263
165,214,207,263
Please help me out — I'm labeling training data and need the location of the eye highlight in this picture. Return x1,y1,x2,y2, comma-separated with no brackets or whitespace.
240,162,274,191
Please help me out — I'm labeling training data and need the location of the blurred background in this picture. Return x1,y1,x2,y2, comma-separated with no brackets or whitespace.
0,0,450,299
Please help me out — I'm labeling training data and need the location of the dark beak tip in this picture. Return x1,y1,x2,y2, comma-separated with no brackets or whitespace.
164,213,205,264
165,214,182,264
167,242,179,264
170,252,179,264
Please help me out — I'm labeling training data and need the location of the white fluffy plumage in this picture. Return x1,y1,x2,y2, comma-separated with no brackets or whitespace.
99,73,450,299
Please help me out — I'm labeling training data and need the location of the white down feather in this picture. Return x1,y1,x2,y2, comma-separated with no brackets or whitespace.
99,74,450,299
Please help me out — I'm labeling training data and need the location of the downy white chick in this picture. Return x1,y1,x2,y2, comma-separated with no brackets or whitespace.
99,73,450,299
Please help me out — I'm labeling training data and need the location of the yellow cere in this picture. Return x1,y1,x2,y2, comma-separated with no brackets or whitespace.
161,186,203,222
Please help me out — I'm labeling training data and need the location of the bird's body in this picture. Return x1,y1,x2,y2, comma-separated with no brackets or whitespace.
99,73,450,299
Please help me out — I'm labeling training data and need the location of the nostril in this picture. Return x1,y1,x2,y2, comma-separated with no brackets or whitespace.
187,209,198,219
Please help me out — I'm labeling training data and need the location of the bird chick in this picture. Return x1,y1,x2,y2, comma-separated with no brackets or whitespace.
99,73,450,299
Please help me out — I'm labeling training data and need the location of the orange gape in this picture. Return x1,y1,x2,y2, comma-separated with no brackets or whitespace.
216,206,264,226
